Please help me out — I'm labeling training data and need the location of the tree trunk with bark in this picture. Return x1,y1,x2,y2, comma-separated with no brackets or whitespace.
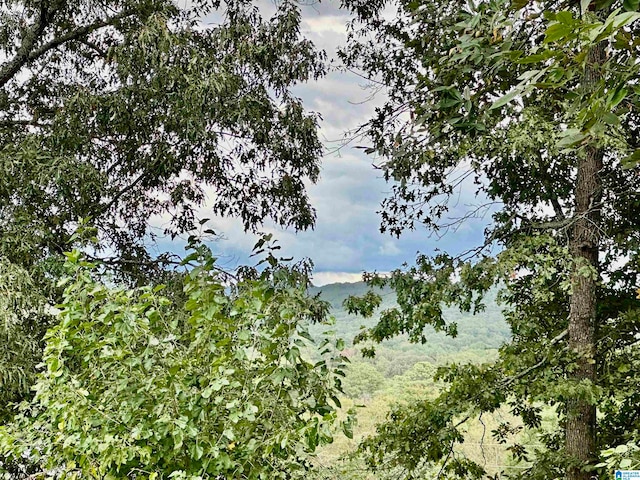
566,41,605,480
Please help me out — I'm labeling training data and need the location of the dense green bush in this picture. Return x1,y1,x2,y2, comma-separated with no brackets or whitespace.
0,249,352,479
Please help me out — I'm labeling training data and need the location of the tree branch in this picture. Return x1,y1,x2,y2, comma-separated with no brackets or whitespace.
550,196,566,220
0,2,53,88
0,9,133,89
0,119,48,128
503,329,568,386
529,216,573,230
26,11,132,65
96,171,149,215
78,38,108,58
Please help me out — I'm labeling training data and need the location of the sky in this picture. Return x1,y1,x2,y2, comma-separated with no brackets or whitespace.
157,0,493,286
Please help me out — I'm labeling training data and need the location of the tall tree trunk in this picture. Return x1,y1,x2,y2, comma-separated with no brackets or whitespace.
566,42,605,480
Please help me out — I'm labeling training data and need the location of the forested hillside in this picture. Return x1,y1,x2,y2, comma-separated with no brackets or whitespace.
308,282,515,479
310,281,509,363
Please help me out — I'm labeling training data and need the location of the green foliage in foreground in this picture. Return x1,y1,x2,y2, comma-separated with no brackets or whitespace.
0,248,352,480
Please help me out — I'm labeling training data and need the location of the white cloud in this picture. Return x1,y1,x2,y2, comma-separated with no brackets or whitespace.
303,15,348,35
312,271,364,286
379,240,401,256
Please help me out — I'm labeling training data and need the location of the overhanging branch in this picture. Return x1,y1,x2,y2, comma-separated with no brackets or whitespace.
503,329,568,387
0,9,133,89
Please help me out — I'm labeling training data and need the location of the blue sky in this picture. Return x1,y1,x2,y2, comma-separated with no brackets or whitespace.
155,1,492,285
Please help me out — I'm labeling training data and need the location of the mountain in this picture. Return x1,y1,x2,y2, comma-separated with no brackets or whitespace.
308,281,510,375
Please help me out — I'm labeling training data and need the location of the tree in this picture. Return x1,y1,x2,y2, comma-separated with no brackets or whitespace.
343,362,386,399
0,245,353,479
0,0,325,284
341,0,640,478
0,0,327,424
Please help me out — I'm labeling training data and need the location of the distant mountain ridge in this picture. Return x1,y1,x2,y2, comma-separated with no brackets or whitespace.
308,281,511,367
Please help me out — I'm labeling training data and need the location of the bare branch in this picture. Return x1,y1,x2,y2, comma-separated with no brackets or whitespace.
96,171,149,215
503,329,568,386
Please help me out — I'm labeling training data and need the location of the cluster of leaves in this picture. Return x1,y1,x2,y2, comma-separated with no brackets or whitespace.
0,247,353,479
598,441,640,471
0,259,53,423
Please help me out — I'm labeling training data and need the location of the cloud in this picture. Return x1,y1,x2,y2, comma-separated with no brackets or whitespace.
311,271,364,286
379,240,401,256
303,14,348,35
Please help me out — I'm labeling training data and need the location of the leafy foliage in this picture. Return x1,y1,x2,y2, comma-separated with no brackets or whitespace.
0,0,328,437
0,259,52,423
0,248,351,479
341,0,640,477
0,0,325,281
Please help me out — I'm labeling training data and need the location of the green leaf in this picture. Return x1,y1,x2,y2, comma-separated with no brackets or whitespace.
192,443,204,461
598,0,617,8
610,85,628,107
615,444,630,454
342,420,354,439
544,23,572,43
602,112,620,125
201,386,213,399
614,11,640,28
490,89,520,109
556,11,574,25
173,430,184,450
622,149,640,168
623,0,640,11
518,53,551,64
517,69,541,81
512,0,530,9
620,458,633,469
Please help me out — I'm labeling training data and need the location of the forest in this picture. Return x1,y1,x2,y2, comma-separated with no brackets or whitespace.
0,0,639,479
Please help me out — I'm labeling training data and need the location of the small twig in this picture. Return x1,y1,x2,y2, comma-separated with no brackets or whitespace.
436,444,454,479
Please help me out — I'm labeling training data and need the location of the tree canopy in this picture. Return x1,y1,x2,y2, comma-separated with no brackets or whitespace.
0,0,326,282
0,259,52,423
341,0,640,477
0,0,328,431
3,0,640,478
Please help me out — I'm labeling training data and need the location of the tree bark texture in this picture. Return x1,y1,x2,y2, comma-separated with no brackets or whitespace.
566,42,605,480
